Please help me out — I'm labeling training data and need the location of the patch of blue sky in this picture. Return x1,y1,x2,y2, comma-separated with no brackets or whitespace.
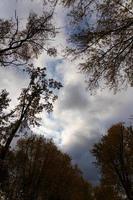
46,58,64,83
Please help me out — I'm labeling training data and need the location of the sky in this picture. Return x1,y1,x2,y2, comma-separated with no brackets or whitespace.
0,0,133,185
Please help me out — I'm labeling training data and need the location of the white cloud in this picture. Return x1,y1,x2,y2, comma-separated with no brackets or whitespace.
0,0,133,184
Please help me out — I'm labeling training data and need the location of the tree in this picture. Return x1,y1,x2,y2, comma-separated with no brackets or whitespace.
0,67,62,162
64,0,133,92
92,123,133,200
0,0,62,166
2,135,93,200
0,0,58,67
61,0,76,6
93,184,121,200
0,0,63,195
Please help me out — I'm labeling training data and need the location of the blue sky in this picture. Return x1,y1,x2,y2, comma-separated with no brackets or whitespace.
0,0,133,185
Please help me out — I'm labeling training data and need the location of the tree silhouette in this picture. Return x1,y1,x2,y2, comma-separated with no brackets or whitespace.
0,67,62,162
0,0,58,68
0,0,62,176
64,0,133,92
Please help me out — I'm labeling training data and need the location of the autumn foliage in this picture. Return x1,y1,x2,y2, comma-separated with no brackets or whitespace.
1,135,93,200
92,123,133,200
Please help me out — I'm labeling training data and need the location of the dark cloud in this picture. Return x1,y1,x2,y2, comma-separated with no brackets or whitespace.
54,72,133,184
59,82,89,111
63,131,101,184
0,1,133,187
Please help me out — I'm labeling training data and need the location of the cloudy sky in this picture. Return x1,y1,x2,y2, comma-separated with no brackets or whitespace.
0,0,133,185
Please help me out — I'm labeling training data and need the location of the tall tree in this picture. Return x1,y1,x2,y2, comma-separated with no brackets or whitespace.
92,123,133,200
0,0,62,163
0,67,62,162
3,135,93,200
0,0,63,194
64,0,133,92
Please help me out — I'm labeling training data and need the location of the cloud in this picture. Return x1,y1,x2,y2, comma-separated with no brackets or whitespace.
0,0,133,185
0,0,44,19
59,82,89,111
0,67,29,108
39,57,133,184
